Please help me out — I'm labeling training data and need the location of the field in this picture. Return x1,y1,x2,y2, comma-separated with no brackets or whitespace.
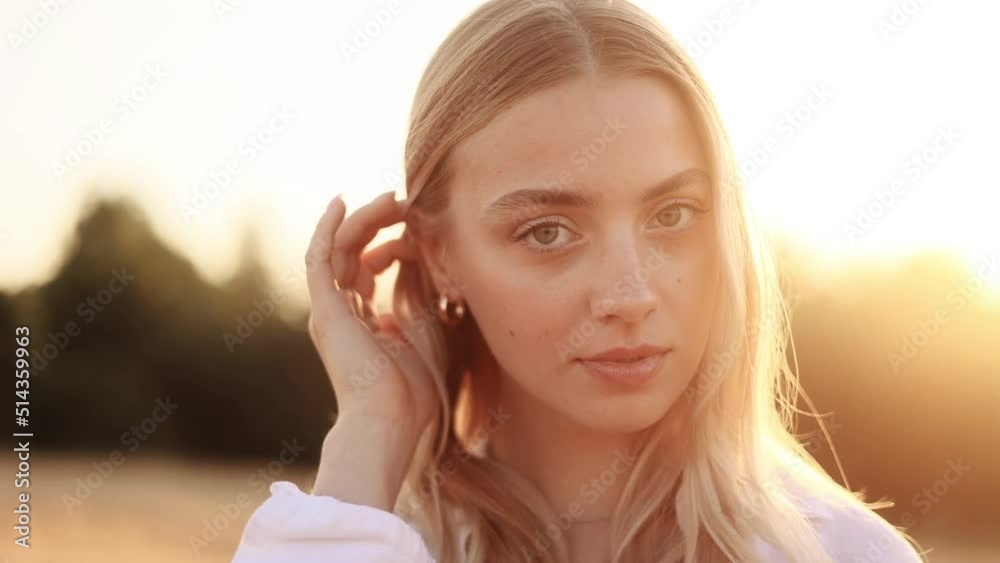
0,453,995,562
0,452,315,562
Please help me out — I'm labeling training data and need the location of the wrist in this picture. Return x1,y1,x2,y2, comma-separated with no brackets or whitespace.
311,415,419,511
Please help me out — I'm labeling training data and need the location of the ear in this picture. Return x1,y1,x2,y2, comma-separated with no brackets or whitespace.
411,226,463,301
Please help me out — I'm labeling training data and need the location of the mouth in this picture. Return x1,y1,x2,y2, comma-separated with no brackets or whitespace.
577,344,670,363
575,345,670,385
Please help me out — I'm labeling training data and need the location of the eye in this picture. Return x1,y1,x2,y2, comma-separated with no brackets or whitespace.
530,224,560,244
649,200,705,230
654,206,689,228
511,217,578,253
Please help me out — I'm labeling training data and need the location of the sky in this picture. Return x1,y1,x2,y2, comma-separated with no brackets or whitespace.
1,0,998,299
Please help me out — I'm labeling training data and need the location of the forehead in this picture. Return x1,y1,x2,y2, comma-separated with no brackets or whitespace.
449,74,707,207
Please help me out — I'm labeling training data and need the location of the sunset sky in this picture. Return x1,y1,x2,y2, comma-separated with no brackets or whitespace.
1,0,998,296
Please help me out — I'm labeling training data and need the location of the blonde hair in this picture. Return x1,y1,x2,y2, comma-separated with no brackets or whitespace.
389,1,926,561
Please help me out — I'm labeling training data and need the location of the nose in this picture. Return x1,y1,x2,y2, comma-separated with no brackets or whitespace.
589,236,661,325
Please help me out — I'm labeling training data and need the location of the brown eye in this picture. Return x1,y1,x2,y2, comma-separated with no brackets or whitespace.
531,225,560,244
512,217,579,254
655,206,684,227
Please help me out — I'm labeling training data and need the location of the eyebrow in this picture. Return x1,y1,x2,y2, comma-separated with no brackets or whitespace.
481,167,711,223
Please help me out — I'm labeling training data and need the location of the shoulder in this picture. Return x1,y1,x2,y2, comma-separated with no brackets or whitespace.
785,476,925,563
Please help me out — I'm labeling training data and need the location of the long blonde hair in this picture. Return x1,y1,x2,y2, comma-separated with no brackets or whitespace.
389,1,925,561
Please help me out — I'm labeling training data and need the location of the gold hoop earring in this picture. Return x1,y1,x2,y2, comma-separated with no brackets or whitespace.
436,293,466,326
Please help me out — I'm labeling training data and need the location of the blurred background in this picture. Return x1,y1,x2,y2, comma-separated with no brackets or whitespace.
1,0,998,561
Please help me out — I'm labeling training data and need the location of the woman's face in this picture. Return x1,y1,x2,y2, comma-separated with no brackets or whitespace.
435,74,722,433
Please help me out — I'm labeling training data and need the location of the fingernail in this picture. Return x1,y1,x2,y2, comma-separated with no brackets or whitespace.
327,194,343,210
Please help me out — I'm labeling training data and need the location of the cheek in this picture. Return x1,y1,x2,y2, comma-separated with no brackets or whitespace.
678,251,721,302
455,244,576,368
661,244,722,344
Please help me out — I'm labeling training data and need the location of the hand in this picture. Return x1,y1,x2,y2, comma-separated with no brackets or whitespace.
305,191,438,437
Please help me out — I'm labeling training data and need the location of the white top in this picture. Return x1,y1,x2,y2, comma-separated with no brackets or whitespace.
231,480,923,562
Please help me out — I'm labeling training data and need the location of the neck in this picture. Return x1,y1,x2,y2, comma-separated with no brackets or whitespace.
486,379,643,523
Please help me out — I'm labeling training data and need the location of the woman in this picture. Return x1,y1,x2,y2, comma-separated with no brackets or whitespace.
232,1,925,561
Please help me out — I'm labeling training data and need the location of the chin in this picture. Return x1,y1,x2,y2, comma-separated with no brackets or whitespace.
569,398,675,435
563,374,694,435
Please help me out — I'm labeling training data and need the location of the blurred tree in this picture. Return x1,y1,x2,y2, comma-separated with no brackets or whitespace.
2,194,335,462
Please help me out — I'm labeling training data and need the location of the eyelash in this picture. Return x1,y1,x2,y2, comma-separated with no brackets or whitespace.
510,218,571,254
510,199,709,255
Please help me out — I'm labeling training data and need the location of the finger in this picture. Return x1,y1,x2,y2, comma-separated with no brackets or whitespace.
306,204,383,347
333,191,406,288
354,238,419,300
305,195,346,309
305,198,380,335
363,237,418,272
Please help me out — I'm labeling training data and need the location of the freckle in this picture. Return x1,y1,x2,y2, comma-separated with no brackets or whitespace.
676,277,682,284
508,329,515,337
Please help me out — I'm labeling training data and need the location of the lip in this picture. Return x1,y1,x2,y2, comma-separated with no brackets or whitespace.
575,345,670,387
578,344,670,362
